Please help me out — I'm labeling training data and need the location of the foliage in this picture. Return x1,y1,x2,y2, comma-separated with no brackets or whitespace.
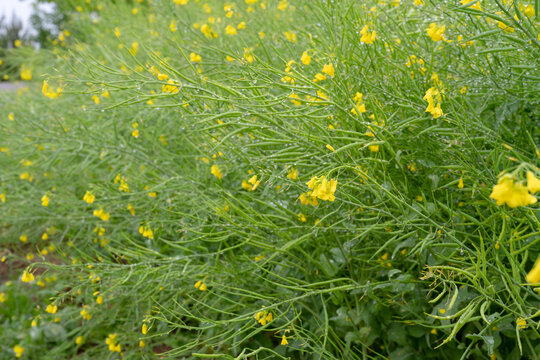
1,0,540,359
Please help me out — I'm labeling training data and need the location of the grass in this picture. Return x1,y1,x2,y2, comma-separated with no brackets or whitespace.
0,0,540,359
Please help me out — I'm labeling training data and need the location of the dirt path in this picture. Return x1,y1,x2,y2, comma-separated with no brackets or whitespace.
0,82,26,91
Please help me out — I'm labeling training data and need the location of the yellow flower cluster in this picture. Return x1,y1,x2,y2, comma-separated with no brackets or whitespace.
93,208,110,221
301,51,311,65
200,23,218,38
426,23,445,42
13,345,24,358
360,25,376,44
423,87,443,118
21,270,35,283
242,175,261,191
194,280,208,291
42,80,62,99
489,172,539,208
105,333,122,353
211,165,223,179
254,309,273,325
114,174,130,192
351,92,366,115
80,305,92,320
41,194,50,207
139,225,154,239
83,190,95,204
299,191,319,206
306,176,338,202
162,79,180,94
287,168,298,180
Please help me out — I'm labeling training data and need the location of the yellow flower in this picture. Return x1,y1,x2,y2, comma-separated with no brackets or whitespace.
516,317,528,330
20,67,32,81
301,190,320,205
526,171,540,193
300,51,311,65
322,63,335,77
96,295,103,304
360,25,376,44
42,80,62,99
281,335,288,345
80,306,92,320
424,87,444,118
521,4,535,17
200,24,217,38
243,48,255,63
426,23,445,42
326,144,335,152
0,292,7,303
306,176,338,202
13,345,24,358
211,165,223,179
458,177,464,189
254,309,273,325
139,225,154,239
46,304,58,313
225,25,237,35
22,270,35,283
313,73,327,82
190,52,202,63
75,336,83,345
130,41,139,55
284,31,296,42
93,208,110,221
41,194,50,206
277,0,288,11
298,213,307,222
526,257,540,284
289,93,301,106
174,0,189,4
287,167,298,180
170,21,177,32
106,333,121,352
497,20,514,33
142,323,148,334
490,175,537,208
414,0,424,5
242,175,261,191
83,190,95,204
1,193,6,203
195,280,208,291
162,79,179,94
92,95,100,105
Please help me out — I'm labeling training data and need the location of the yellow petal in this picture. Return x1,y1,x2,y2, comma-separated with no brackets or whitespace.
526,258,540,284
527,171,540,193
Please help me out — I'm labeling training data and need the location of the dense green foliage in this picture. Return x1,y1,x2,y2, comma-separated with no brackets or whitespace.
1,0,540,359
